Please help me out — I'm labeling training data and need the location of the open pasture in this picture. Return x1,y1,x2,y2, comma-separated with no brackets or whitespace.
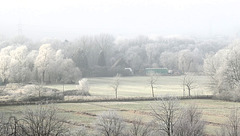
46,76,212,97
0,99,238,135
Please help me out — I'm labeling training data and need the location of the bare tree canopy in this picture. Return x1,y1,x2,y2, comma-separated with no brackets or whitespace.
148,74,158,98
183,74,196,97
151,96,205,136
95,110,125,136
151,96,180,136
0,105,68,136
111,74,120,99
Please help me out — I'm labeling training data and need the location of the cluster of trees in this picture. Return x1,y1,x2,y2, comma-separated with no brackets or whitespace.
0,44,81,84
204,40,240,101
114,36,228,74
0,34,230,84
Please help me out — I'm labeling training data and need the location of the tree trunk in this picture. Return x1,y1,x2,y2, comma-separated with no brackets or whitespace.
63,83,65,93
115,89,117,99
151,84,154,97
188,87,191,96
3,78,8,85
42,71,45,84
183,77,185,96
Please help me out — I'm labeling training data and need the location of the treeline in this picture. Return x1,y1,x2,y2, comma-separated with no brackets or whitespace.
0,34,230,84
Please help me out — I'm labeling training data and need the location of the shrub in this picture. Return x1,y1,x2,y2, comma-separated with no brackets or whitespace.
76,78,90,96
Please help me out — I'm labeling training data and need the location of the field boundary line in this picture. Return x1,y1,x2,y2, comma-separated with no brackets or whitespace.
0,95,213,106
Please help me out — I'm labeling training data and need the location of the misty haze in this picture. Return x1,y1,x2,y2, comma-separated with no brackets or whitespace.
1,0,240,136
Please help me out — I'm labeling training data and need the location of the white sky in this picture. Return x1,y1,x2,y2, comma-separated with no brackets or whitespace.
0,0,240,40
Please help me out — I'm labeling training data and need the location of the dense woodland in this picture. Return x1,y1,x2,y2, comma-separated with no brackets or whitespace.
0,34,231,84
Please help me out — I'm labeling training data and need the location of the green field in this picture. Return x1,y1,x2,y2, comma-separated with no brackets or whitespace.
46,76,212,97
0,99,239,135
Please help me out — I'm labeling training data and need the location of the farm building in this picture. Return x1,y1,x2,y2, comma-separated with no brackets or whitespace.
145,68,169,75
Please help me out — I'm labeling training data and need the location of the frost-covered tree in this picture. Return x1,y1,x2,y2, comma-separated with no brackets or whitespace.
0,46,14,84
59,59,81,83
204,49,228,93
26,50,38,80
35,44,55,83
125,46,147,72
178,49,194,74
9,46,31,82
160,51,178,71
35,44,81,84
53,50,81,83
204,40,240,100
0,55,11,84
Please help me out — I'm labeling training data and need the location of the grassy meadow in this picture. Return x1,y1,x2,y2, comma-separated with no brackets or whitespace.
0,76,223,135
0,99,239,135
46,75,212,98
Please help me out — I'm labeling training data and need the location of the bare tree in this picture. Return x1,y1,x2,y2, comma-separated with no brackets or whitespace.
217,107,240,136
183,74,196,97
148,74,158,98
0,114,22,135
0,105,68,136
0,54,11,84
34,83,44,98
111,74,120,99
73,126,88,136
20,105,68,136
129,118,153,136
174,105,205,136
95,110,125,136
151,96,180,136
